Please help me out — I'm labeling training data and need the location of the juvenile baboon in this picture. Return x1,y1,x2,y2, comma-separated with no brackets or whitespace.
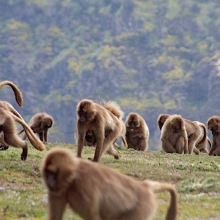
194,121,210,153
160,115,188,154
76,99,125,162
19,112,54,143
157,114,206,154
41,148,178,220
0,80,23,107
207,116,220,156
125,112,149,151
0,108,45,160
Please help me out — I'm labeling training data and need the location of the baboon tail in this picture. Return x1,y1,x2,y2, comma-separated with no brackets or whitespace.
18,129,25,135
0,80,23,107
121,136,128,148
11,113,45,151
207,138,211,149
145,180,178,220
197,123,207,145
104,101,124,119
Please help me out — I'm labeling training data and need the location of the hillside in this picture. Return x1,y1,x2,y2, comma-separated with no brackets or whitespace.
0,0,220,146
0,143,220,219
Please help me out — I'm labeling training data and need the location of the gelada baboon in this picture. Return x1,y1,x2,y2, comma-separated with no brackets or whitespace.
83,102,127,148
0,81,24,149
194,121,210,153
157,114,207,154
0,80,23,107
160,115,188,154
19,112,54,143
41,148,178,220
125,112,149,151
0,108,45,160
207,116,220,156
76,99,125,162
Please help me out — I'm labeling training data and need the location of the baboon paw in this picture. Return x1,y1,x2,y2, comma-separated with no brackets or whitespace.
114,155,119,160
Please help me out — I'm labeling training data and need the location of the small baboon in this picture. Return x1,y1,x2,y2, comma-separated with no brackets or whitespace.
157,114,207,154
160,115,188,154
207,116,220,156
41,148,178,220
19,112,54,143
125,112,149,151
76,99,125,162
0,108,45,160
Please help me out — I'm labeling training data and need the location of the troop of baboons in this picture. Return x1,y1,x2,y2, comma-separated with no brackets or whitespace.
2,80,220,219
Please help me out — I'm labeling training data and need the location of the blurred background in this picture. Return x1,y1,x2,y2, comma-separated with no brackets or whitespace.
0,0,220,149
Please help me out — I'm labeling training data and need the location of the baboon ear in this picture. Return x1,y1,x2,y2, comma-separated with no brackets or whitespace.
207,120,213,130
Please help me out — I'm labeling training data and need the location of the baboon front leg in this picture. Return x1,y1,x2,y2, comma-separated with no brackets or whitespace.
137,138,147,151
77,137,84,158
44,130,48,143
209,141,217,155
176,136,187,154
38,132,44,142
161,138,176,153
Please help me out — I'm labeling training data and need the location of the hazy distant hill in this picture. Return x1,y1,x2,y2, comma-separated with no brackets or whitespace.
0,0,220,148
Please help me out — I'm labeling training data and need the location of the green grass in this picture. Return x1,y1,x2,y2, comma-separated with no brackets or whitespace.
0,143,220,220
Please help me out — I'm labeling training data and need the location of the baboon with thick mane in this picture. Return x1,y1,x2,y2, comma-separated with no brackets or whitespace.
41,148,178,220
207,116,220,156
157,114,207,154
19,112,54,143
81,101,127,148
160,114,188,154
76,99,125,162
125,112,149,151
0,108,45,160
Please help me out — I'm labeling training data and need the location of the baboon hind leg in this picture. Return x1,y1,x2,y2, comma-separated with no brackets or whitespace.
106,144,119,159
4,134,28,160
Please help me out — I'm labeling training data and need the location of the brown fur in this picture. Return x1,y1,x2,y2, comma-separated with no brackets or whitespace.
0,80,23,107
19,112,54,143
83,102,127,148
41,148,178,220
157,114,207,155
160,115,188,154
207,116,220,156
75,99,126,162
194,121,210,153
125,112,149,151
0,108,45,160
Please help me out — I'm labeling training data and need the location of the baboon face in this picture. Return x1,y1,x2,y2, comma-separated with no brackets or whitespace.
127,114,140,129
42,152,75,194
77,100,96,123
208,117,220,135
170,118,182,133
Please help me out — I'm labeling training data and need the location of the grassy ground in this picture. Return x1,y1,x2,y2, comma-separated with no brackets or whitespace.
0,143,220,220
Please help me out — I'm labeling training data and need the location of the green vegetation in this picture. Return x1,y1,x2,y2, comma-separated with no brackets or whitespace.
0,1,219,146
0,143,220,219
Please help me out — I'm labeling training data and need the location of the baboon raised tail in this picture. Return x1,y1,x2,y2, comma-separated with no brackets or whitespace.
0,80,23,107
